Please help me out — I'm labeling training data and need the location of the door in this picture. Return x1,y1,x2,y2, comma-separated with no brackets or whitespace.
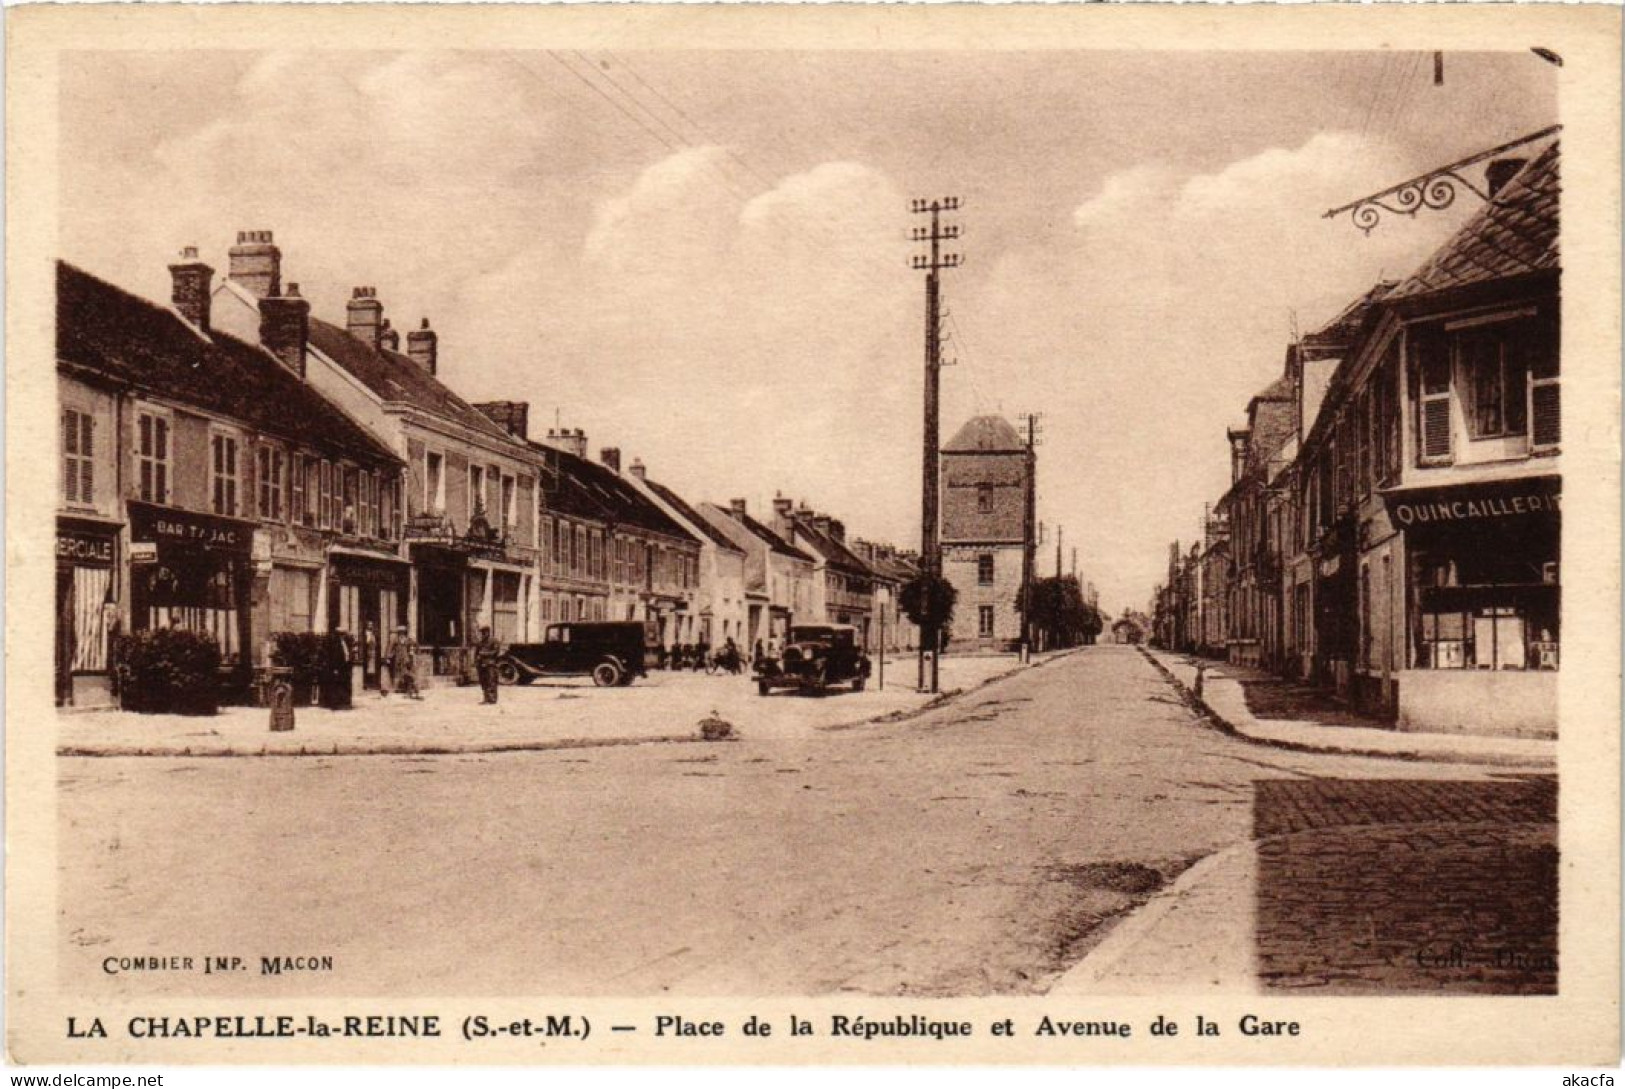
56,567,75,706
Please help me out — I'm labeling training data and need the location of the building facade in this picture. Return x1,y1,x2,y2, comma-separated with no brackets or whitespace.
56,256,403,706
698,499,817,652
939,415,1030,650
210,234,540,681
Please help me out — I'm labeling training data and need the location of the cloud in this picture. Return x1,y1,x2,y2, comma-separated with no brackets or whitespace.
959,131,1476,610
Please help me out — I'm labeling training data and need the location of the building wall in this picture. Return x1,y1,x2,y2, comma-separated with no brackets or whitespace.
941,451,1026,544
943,543,1022,648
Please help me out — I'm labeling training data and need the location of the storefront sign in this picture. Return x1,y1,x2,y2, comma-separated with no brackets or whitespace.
129,542,158,564
1383,476,1561,529
128,501,254,554
56,528,115,566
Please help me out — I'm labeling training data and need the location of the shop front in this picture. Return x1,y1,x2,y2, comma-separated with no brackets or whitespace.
1384,474,1560,737
410,542,469,678
329,549,410,690
56,516,121,708
127,500,257,699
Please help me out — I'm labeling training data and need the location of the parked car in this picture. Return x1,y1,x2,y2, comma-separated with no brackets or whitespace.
754,624,871,696
497,621,657,688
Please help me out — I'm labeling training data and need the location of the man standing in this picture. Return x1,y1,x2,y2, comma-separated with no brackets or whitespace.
386,625,421,700
474,625,504,705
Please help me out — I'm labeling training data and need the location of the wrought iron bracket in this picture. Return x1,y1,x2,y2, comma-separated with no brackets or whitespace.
1323,125,1560,235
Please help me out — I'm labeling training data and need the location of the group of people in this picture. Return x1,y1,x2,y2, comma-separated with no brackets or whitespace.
655,636,747,674
372,623,505,704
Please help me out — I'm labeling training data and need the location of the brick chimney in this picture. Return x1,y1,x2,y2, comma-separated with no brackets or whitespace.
379,318,400,353
406,317,438,375
772,494,795,539
347,287,384,351
829,518,846,543
543,427,587,459
600,448,622,473
474,401,530,440
730,498,748,518
228,230,281,298
168,246,213,332
259,282,311,378
812,514,833,538
628,458,646,481
1486,158,1528,198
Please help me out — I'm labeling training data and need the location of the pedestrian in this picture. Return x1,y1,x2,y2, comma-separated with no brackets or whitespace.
753,639,765,666
474,625,504,705
387,625,421,700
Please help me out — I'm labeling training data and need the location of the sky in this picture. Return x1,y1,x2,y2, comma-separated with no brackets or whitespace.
58,49,1558,615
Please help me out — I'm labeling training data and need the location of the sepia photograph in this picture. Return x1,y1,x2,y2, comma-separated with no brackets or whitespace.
6,2,1620,1068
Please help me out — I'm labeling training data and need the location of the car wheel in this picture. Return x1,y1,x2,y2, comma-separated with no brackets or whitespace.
758,681,771,697
496,661,522,686
592,661,623,688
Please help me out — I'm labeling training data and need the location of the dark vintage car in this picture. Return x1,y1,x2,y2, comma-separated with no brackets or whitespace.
496,621,656,688
754,623,872,696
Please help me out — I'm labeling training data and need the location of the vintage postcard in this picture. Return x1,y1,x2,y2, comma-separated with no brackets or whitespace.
6,2,1621,1068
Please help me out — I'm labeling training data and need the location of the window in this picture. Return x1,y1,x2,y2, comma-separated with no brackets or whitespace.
136,412,170,504
341,467,359,533
501,474,516,534
256,444,284,521
469,465,486,519
318,460,334,529
1416,332,1453,465
977,553,995,585
62,408,94,506
1460,328,1528,439
210,433,240,516
978,605,995,638
425,451,445,515
1356,390,1373,497
976,483,994,513
381,473,398,539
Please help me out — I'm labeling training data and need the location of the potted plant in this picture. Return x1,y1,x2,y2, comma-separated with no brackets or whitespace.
270,631,324,705
115,628,222,715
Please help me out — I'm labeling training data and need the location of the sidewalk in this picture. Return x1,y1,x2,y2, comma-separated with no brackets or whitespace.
1141,647,1555,768
56,650,1069,758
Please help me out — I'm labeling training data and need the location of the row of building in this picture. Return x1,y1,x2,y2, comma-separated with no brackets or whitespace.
54,231,933,708
1151,140,1562,738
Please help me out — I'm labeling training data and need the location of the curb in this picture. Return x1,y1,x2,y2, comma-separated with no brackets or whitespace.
57,733,710,760
1047,843,1255,994
1136,646,1554,769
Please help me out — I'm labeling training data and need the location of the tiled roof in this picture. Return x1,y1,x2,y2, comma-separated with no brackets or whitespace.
791,516,874,578
700,505,817,563
305,317,515,443
57,262,400,467
1303,281,1396,350
943,415,1025,453
530,442,697,544
1388,142,1560,301
643,479,745,554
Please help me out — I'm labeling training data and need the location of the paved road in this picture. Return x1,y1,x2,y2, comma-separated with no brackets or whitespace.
58,646,1551,997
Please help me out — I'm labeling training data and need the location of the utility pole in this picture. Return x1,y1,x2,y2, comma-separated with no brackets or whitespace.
1071,547,1077,578
910,196,961,694
1018,412,1042,660
1056,523,1064,579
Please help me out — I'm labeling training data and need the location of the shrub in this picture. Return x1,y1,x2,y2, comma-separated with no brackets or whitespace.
271,631,325,685
116,628,222,715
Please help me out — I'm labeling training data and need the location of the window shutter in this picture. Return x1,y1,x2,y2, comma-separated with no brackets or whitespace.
1420,394,1452,463
62,410,77,503
80,415,94,503
1531,377,1560,450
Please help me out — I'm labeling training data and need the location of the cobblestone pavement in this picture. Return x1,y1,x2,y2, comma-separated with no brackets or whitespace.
57,646,1545,996
1253,777,1558,995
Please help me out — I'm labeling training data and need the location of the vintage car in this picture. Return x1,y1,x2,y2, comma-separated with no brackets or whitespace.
496,621,656,688
754,623,872,696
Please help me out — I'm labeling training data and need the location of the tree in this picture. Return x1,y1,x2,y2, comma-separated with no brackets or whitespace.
1015,574,1100,650
900,573,957,637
